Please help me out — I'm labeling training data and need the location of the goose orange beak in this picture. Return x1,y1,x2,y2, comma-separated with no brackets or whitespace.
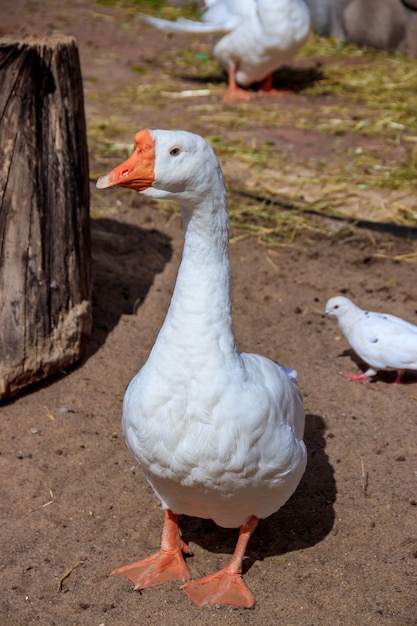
96,129,155,191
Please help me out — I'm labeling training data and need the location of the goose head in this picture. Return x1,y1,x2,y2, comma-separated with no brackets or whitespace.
96,129,225,212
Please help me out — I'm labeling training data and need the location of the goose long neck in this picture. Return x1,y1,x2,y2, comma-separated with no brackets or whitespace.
153,185,236,361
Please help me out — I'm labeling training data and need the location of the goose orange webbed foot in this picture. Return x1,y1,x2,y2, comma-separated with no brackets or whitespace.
223,87,255,101
112,547,192,590
257,73,291,98
112,510,192,590
182,515,258,607
223,66,256,101
182,569,255,607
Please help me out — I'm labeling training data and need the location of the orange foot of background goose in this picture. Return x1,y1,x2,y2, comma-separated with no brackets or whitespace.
257,73,291,97
223,67,256,101
223,68,291,101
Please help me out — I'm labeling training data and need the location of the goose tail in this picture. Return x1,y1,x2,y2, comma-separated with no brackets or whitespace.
138,13,231,35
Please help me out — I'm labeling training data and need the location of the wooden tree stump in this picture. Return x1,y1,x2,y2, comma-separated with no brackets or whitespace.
0,35,92,400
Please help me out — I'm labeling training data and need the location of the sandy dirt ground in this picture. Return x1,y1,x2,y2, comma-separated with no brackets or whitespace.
1,2,416,625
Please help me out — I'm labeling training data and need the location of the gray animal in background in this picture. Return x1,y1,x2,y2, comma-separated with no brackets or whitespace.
323,296,417,384
305,0,417,57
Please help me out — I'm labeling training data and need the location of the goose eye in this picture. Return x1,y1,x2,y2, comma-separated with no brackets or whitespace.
169,146,181,157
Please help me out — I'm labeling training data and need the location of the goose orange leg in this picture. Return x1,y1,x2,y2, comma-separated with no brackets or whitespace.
223,66,255,101
112,509,192,590
257,73,290,97
181,515,259,607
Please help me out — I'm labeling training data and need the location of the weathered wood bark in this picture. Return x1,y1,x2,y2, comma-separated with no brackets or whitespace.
0,35,92,400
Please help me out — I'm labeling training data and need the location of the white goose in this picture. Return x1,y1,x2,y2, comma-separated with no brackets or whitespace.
139,0,311,101
97,129,307,607
323,295,417,384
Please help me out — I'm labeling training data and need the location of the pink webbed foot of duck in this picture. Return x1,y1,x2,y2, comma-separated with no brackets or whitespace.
338,371,371,382
112,510,192,590
181,516,259,608
223,66,256,101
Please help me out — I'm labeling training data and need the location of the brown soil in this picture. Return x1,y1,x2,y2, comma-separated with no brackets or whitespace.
1,2,416,625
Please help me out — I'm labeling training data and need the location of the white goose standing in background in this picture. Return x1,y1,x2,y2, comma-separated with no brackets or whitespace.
323,295,417,384
139,0,311,100
97,129,307,607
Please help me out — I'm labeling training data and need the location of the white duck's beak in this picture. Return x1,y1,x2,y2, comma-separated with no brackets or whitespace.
96,129,156,192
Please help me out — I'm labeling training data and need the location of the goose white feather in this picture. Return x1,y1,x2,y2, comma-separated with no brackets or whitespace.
139,0,311,100
97,128,307,607
323,295,417,383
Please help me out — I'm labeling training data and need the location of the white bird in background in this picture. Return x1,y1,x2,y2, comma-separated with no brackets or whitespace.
96,128,307,607
139,0,311,100
323,295,417,384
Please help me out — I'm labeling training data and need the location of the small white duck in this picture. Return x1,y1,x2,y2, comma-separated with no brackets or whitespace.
97,129,307,607
323,295,417,384
139,0,311,100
